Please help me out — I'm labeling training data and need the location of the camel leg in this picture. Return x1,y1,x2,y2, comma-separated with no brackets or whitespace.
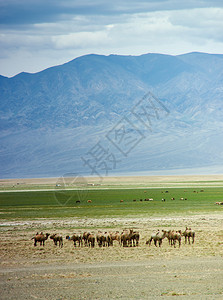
172,239,176,248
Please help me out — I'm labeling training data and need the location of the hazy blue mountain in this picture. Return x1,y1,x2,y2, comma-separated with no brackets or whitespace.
1,52,223,179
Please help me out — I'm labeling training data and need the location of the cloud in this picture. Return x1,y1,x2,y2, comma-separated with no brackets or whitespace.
1,0,223,26
1,1,223,76
51,31,110,50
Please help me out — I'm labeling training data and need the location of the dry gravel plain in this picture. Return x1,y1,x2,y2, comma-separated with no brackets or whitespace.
0,214,223,299
0,175,223,299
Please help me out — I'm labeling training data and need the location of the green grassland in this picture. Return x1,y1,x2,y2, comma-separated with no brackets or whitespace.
0,187,222,220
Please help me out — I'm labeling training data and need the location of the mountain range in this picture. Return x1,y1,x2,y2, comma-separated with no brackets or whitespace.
1,52,223,179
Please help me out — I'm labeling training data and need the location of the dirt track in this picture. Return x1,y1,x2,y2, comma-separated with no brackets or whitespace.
0,214,223,299
1,258,223,299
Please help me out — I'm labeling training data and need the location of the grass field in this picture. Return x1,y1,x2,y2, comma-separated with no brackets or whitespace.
0,187,222,221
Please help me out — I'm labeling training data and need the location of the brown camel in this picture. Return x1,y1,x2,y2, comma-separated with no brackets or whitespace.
166,230,181,248
146,230,167,247
87,234,95,248
109,231,121,246
82,232,91,246
50,234,63,248
121,229,132,247
96,231,111,247
32,233,50,247
66,234,82,247
120,229,139,247
182,227,195,244
130,230,140,247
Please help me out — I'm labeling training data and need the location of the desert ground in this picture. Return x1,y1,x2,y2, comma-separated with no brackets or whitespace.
2,174,223,189
0,175,223,299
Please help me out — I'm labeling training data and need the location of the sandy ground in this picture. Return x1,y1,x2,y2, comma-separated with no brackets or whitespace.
0,214,223,299
1,174,223,189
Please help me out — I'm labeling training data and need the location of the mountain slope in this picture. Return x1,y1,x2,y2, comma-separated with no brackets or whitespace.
1,52,223,178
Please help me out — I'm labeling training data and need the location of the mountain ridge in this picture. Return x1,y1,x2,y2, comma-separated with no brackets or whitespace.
1,52,223,178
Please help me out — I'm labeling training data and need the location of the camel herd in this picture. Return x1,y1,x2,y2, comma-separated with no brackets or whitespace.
146,227,195,248
31,227,195,249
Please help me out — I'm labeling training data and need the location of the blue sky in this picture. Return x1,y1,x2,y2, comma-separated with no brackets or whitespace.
1,0,223,77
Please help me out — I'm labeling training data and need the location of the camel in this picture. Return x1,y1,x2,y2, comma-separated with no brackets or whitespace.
31,233,50,247
66,234,82,247
130,230,140,247
121,229,133,247
109,231,121,246
166,230,181,248
96,231,111,247
50,234,63,248
166,230,173,246
87,234,95,248
82,232,91,246
182,227,195,244
120,229,140,247
146,230,167,247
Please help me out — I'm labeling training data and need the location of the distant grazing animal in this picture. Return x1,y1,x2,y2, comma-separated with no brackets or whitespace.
31,233,50,247
66,234,82,247
121,229,134,247
50,234,63,248
131,230,140,247
96,231,111,247
216,201,223,205
146,230,167,247
82,232,91,246
87,200,92,203
87,234,95,248
109,231,121,246
120,230,128,247
182,227,195,244
166,230,181,248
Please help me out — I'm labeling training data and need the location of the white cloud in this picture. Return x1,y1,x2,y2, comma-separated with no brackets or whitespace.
1,5,223,77
51,31,110,50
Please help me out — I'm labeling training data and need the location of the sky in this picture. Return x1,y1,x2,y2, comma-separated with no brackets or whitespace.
1,0,223,77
